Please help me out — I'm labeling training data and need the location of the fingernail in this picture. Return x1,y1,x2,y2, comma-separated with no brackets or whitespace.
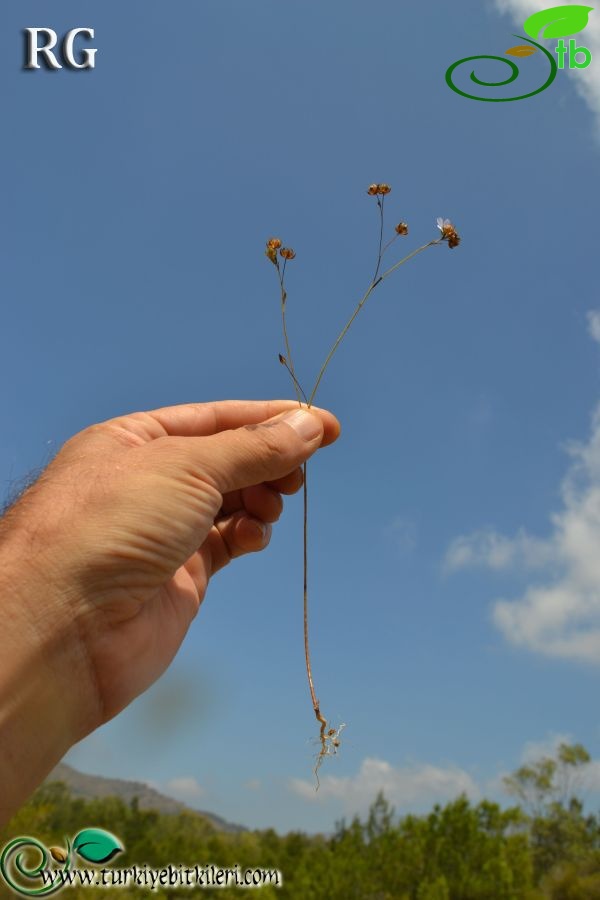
252,520,271,544
281,409,322,442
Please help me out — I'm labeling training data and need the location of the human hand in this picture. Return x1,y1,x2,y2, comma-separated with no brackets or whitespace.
0,399,339,819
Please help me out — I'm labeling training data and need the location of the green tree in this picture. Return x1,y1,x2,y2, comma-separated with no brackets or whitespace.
503,743,591,817
504,742,600,887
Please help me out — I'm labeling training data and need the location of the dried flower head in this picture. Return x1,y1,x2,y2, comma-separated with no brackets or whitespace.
267,237,282,250
280,247,296,260
367,184,379,195
395,222,409,236
377,183,391,195
436,217,461,249
265,245,278,265
436,217,454,237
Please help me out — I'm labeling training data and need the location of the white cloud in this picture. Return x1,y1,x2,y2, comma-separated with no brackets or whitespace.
289,757,479,814
446,402,600,662
165,776,205,802
444,527,554,573
289,740,600,818
584,760,600,792
443,311,600,663
244,778,261,791
493,0,600,133
384,517,417,556
520,732,572,762
588,310,600,345
492,406,600,662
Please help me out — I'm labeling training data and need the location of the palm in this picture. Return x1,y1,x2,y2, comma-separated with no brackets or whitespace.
84,501,267,722
86,566,203,722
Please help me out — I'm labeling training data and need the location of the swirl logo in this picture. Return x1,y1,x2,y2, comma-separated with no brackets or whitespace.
0,829,122,896
446,4,594,102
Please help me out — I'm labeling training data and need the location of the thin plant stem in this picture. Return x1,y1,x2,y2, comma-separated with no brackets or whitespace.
303,465,314,705
278,259,329,780
280,357,308,406
371,196,385,285
379,237,441,281
308,238,442,406
278,261,303,407
381,233,400,257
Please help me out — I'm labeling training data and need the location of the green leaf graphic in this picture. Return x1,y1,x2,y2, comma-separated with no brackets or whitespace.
523,5,593,40
72,829,122,865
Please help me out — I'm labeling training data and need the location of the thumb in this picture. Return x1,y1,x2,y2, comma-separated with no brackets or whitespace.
191,408,326,493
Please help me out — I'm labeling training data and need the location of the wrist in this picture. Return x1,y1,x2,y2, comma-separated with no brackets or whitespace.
0,519,101,823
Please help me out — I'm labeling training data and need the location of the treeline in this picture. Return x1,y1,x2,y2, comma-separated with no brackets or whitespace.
2,743,600,898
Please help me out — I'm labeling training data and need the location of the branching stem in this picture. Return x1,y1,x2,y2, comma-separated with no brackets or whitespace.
309,237,441,406
272,208,445,785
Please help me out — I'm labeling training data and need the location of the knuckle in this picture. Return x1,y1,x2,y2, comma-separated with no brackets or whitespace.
252,426,286,458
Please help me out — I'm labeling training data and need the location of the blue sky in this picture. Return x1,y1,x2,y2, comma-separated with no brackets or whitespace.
2,0,600,834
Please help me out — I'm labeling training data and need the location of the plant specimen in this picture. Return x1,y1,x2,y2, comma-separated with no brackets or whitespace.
265,185,461,784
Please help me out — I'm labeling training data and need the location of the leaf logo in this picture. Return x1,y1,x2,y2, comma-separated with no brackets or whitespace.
506,45,539,57
446,1,592,101
72,829,122,865
523,5,594,40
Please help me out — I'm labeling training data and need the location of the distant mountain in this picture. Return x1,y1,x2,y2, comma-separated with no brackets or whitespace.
45,763,245,834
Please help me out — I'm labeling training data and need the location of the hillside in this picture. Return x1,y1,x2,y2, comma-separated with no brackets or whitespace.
45,762,245,834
